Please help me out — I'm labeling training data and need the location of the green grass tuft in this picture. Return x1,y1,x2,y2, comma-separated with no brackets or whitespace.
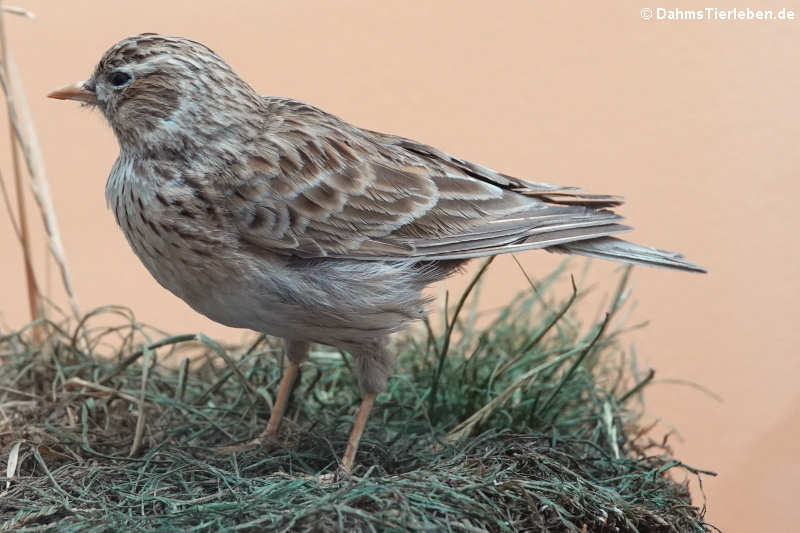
0,262,715,532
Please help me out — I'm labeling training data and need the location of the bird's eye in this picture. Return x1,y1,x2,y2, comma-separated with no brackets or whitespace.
109,71,132,87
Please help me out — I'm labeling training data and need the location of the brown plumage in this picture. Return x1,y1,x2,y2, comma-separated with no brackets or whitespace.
49,33,704,473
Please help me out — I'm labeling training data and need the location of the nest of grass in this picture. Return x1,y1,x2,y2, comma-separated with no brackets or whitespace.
0,262,715,532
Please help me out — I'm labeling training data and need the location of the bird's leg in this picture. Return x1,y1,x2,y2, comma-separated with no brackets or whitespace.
336,337,394,473
260,361,300,440
340,392,376,473
257,340,309,443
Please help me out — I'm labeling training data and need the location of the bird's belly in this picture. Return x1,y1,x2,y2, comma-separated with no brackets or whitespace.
126,235,299,336
124,227,434,346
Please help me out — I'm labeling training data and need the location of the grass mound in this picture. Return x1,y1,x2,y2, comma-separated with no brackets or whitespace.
0,263,715,532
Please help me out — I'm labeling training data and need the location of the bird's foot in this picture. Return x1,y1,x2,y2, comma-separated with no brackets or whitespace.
249,431,285,452
314,466,353,485
212,432,284,454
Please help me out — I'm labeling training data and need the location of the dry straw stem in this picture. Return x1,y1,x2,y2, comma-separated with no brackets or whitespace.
1,5,34,18
0,163,40,322
0,262,716,532
0,3,39,339
0,3,80,321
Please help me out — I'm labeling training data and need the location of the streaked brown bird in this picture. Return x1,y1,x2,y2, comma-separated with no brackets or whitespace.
49,34,704,473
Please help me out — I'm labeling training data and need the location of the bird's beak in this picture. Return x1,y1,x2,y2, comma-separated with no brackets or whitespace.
47,81,96,104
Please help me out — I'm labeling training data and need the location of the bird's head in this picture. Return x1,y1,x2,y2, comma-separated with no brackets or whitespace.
48,33,263,155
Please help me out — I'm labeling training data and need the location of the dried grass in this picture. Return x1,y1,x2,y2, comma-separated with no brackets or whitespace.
0,2,80,330
0,263,716,532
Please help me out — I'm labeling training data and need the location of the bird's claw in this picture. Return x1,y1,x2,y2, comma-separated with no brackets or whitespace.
212,432,284,454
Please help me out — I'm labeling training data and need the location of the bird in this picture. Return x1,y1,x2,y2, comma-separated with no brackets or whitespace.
48,33,705,473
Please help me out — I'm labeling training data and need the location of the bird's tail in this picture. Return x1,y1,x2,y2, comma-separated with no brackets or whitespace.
550,236,707,273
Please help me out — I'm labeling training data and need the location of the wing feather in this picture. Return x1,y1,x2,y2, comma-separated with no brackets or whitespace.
227,99,629,261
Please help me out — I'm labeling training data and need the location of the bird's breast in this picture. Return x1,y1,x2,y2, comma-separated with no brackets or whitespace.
106,157,243,309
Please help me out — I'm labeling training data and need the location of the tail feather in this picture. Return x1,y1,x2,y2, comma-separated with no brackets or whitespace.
551,236,707,273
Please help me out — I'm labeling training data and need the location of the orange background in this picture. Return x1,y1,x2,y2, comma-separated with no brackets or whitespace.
2,2,799,531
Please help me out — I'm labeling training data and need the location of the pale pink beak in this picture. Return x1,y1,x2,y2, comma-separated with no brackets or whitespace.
47,81,95,104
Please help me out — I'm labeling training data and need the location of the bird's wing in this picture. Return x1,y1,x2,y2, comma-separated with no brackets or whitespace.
225,104,630,261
